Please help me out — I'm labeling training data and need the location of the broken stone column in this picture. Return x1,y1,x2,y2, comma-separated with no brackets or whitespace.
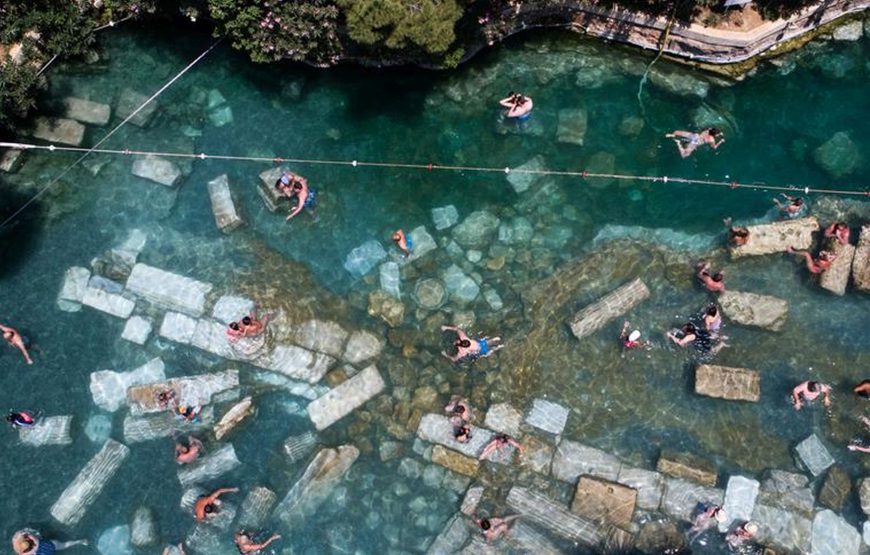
274,445,359,526
819,240,856,296
293,319,349,358
569,277,650,340
506,486,602,546
616,465,664,511
284,431,318,463
130,506,157,547
719,290,788,331
90,358,166,412
19,415,73,446
852,225,870,293
177,443,241,489
730,217,819,258
694,364,760,402
213,396,253,440
122,407,214,443
125,263,213,317
307,365,385,431
811,509,861,555
236,486,278,530
29,117,85,146
509,521,563,555
126,369,239,416
207,174,243,233
57,266,91,312
50,439,130,526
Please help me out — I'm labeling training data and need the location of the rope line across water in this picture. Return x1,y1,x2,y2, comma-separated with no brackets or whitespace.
1,141,867,198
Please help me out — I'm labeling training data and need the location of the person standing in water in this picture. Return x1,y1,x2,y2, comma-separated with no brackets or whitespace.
1,323,33,365
391,229,412,257
499,92,533,119
792,381,831,410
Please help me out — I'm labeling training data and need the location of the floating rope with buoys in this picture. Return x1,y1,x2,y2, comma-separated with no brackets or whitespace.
2,141,867,199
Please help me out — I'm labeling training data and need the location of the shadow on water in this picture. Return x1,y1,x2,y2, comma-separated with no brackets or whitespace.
0,183,43,279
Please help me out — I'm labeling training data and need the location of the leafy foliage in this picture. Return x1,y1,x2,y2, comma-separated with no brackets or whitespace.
337,0,464,55
0,59,38,131
207,0,341,64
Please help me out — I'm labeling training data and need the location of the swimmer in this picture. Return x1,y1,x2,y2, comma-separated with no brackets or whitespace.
703,305,722,334
156,388,177,409
176,405,203,423
6,410,37,429
723,217,749,247
0,323,33,365
725,521,758,548
161,544,185,555
772,193,804,218
696,261,725,293
175,435,204,464
474,514,521,542
12,530,87,555
853,380,870,399
667,323,727,355
619,321,646,349
688,504,726,542
444,396,472,426
234,530,281,554
792,380,831,411
786,246,836,274
665,127,724,158
824,221,850,246
240,311,270,337
274,171,306,199
499,92,533,119
391,229,412,257
479,433,524,461
194,487,239,521
441,324,503,363
283,174,317,222
453,424,472,444
226,321,245,341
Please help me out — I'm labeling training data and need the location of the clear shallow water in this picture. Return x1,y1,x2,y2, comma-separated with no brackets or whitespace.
0,22,868,554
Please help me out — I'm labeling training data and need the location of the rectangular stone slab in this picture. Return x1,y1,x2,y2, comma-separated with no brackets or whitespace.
213,396,253,440
552,440,622,482
509,521,564,555
237,486,278,530
122,408,214,443
126,369,239,416
571,476,637,529
426,513,470,555
416,413,493,458
115,88,157,127
811,509,861,555
57,266,90,312
90,357,166,412
159,311,198,344
81,286,135,319
177,443,241,489
794,433,834,476
657,451,717,487
719,475,759,532
616,465,664,511
752,502,812,553
569,277,650,339
132,155,181,187
695,364,760,402
207,174,243,233
506,486,602,546
307,365,385,430
719,290,788,331
661,477,724,522
431,445,480,477
263,344,335,383
526,398,570,435
0,148,24,173
19,415,73,446
274,445,359,526
729,217,819,258
63,97,111,125
50,439,130,526
257,167,284,212
30,117,85,146
126,263,213,317
819,241,856,296
852,225,870,292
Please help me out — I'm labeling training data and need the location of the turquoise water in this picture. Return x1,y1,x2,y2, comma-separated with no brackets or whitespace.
0,21,868,553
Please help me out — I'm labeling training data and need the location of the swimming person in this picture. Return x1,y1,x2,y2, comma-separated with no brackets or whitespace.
703,305,722,334
696,261,725,292
391,229,412,257
6,410,37,429
12,530,88,555
665,127,724,158
453,424,472,444
285,176,317,222
445,396,472,426
194,487,239,521
619,321,645,349
772,193,804,218
726,521,758,547
723,217,749,246
226,321,245,341
240,311,269,337
441,324,503,363
175,435,204,464
786,246,836,274
479,434,524,461
1,323,33,365
688,504,726,542
161,544,185,555
499,92,533,119
667,323,727,355
824,221,850,245
792,381,831,410
474,515,521,542
854,380,870,399
234,530,281,554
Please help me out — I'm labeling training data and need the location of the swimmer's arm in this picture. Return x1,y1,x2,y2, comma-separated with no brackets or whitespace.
791,389,803,410
508,437,524,454
286,202,304,221
822,387,832,407
848,444,870,453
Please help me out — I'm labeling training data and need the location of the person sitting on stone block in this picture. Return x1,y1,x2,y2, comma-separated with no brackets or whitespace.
473,514,521,542
194,487,238,522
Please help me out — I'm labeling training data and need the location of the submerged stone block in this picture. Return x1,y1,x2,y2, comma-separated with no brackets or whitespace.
484,403,523,436
853,225,870,293
729,217,819,258
130,506,157,547
719,290,788,332
132,155,182,187
819,240,855,296
507,155,546,193
431,445,479,477
426,513,469,555
63,96,111,125
211,295,255,325
50,439,130,526
274,445,359,526
552,440,622,482
237,486,277,530
284,431,319,463
616,465,664,511
656,451,717,487
814,131,860,177
811,509,860,555
402,226,438,263
189,318,237,360
461,486,483,516
569,278,650,340
506,486,602,546
267,344,335,383
115,88,157,127
413,278,447,310
442,264,479,303
759,469,814,516
58,266,91,312
97,525,131,555
818,465,851,512
126,369,239,416
379,261,401,299
121,315,152,345
719,475,759,532
342,330,383,365
556,109,588,146
417,413,493,459
84,413,112,444
509,521,563,555
694,364,760,402
82,286,135,319
526,398,570,435
307,365,385,430
256,167,284,212
213,396,254,440
0,148,24,173
431,205,459,230
752,502,812,553
158,311,198,344
661,477,724,522
90,358,166,412
30,117,85,146
207,174,243,233
294,319,348,358
177,443,241,489
122,408,214,443
19,415,73,446
571,476,636,529
126,263,213,317
452,210,500,249
794,434,834,476
344,240,387,278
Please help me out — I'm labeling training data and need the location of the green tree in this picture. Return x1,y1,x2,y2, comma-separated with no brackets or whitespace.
337,0,463,55
208,0,341,64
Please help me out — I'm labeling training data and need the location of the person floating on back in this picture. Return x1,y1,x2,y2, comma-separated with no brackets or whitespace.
499,92,533,120
441,324,503,363
474,514,521,542
665,127,724,158
6,410,37,429
1,323,33,365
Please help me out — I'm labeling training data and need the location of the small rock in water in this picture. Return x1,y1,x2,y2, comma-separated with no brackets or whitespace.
380,261,401,299
207,89,226,109
442,265,479,303
431,205,459,230
832,20,863,41
345,240,387,278
628,189,643,202
84,413,112,443
413,278,446,310
98,525,132,555
130,506,158,547
813,131,860,177
618,115,644,137
121,316,152,345
452,211,500,248
208,105,234,127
